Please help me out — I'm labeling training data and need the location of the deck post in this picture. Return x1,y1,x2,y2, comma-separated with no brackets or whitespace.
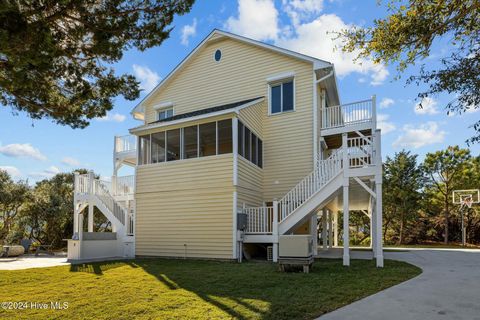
73,172,79,235
87,171,94,233
334,211,338,247
343,178,350,266
328,209,333,248
342,132,350,266
375,130,384,267
88,203,94,233
272,200,279,262
322,209,328,250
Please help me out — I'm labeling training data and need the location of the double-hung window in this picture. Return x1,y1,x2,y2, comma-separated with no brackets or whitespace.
270,79,294,114
157,108,174,121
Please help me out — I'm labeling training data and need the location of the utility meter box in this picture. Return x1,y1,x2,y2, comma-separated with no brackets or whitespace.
279,235,314,258
237,212,247,230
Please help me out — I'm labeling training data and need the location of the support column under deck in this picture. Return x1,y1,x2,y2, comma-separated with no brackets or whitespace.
322,210,328,250
343,179,350,266
334,211,338,247
375,175,384,267
328,210,333,248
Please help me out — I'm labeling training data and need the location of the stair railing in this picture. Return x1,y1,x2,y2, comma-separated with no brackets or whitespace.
278,149,343,221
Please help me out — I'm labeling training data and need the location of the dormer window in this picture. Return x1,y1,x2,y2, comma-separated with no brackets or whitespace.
157,108,174,121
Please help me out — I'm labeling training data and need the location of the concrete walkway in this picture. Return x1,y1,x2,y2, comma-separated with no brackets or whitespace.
0,254,69,270
319,248,480,320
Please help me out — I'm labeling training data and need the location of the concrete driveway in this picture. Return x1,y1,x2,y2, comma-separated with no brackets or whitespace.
319,249,480,320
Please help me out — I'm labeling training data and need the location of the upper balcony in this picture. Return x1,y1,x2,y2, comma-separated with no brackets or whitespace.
114,135,137,168
320,97,376,137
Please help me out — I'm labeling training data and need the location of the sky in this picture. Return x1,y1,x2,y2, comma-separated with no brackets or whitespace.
0,0,478,183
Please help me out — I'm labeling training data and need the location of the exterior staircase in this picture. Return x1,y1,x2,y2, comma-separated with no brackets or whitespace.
74,172,135,238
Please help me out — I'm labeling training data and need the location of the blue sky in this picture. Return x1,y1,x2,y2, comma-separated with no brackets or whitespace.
0,0,478,182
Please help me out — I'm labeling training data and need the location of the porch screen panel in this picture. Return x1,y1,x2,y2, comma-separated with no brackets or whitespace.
183,125,198,159
217,119,232,154
166,129,180,161
244,127,251,161
151,131,166,163
238,121,244,157
257,139,263,168
199,122,216,157
139,135,151,165
251,134,257,165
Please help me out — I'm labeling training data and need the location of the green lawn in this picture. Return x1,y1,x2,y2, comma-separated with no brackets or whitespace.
0,258,420,320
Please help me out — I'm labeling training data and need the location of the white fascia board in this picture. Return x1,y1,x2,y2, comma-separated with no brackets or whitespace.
129,97,264,134
266,71,296,83
153,101,174,110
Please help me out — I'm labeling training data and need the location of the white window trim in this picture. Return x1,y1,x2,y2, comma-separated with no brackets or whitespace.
267,77,296,116
156,107,174,121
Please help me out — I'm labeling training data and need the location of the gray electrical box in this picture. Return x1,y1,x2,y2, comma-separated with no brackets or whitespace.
237,212,247,230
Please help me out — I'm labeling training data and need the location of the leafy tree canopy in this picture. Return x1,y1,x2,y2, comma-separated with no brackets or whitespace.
0,0,195,128
340,0,480,143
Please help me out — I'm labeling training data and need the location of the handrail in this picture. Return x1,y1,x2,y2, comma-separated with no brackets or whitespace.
93,180,126,225
244,207,274,234
279,149,343,221
322,99,373,129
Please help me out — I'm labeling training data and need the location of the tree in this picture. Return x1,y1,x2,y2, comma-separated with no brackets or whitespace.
0,0,195,128
383,151,423,244
0,170,29,241
340,0,480,143
423,146,471,244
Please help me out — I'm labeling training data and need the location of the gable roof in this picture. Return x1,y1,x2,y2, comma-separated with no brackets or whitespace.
131,29,334,119
130,97,264,134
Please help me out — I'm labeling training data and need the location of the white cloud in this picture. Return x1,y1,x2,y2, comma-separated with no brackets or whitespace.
181,18,197,46
62,157,80,166
377,114,396,134
0,166,22,178
414,97,439,115
225,0,279,41
224,1,389,85
283,0,324,26
380,97,394,109
132,64,161,92
0,143,46,161
96,112,126,123
393,122,446,149
276,14,389,85
29,166,61,180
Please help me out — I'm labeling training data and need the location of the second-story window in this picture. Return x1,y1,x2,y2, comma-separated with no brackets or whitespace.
158,108,174,121
270,79,294,114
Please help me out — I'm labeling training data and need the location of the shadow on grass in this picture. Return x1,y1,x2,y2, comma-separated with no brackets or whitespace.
69,258,421,320
70,260,138,275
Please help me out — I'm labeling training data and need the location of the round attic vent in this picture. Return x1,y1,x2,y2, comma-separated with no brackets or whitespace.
214,49,222,62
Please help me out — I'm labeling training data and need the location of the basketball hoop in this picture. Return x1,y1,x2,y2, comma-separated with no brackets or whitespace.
453,189,479,246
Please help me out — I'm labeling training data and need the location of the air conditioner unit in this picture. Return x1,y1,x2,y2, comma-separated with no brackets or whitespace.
279,235,314,258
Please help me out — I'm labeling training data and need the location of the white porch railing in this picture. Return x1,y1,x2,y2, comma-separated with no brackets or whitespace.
322,98,374,129
279,149,343,221
245,207,274,234
115,135,136,153
112,175,135,196
346,136,374,168
74,174,90,194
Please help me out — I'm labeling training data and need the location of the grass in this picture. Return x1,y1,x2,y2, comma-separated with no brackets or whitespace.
0,258,421,320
